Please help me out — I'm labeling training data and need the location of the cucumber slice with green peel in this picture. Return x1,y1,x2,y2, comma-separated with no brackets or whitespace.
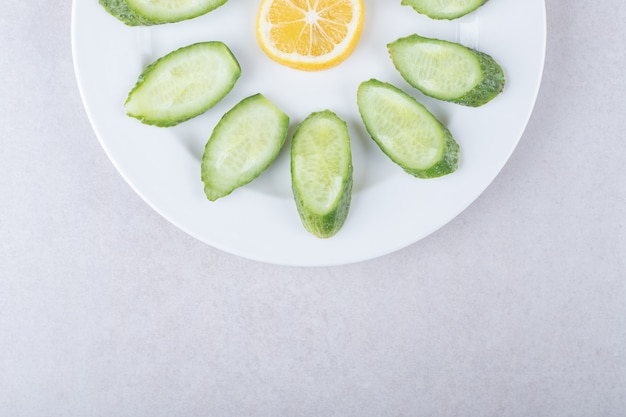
99,0,228,26
401,0,488,20
357,79,459,178
99,0,153,25
291,110,353,239
388,34,505,107
201,94,290,201
125,41,241,127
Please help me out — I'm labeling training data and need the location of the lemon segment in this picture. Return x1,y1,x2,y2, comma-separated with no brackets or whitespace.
256,0,365,71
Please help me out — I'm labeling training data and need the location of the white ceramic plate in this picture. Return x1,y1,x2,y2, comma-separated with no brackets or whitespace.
72,0,546,266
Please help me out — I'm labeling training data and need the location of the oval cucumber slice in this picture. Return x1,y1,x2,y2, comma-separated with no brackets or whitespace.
388,34,505,107
357,79,459,178
125,41,241,127
291,110,353,239
201,94,290,201
99,0,228,26
401,0,488,20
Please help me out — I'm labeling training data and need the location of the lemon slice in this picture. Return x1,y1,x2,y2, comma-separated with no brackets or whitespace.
256,0,365,71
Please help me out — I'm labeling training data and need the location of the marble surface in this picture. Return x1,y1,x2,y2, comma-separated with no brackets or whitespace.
1,1,625,416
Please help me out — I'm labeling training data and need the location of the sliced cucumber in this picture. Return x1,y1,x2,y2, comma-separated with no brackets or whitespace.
99,0,228,26
291,110,353,238
401,0,488,20
201,94,289,201
357,79,459,178
125,41,241,127
99,0,153,25
388,34,505,107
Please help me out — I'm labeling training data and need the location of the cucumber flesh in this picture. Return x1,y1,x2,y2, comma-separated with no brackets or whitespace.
291,110,353,238
401,0,488,20
201,94,290,201
388,34,505,107
357,79,459,178
99,0,228,25
125,42,241,127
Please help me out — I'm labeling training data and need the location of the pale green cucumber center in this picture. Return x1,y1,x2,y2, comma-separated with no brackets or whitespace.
359,84,444,169
293,117,350,215
395,42,481,99
404,0,483,17
125,44,236,121
127,0,221,20
203,98,286,195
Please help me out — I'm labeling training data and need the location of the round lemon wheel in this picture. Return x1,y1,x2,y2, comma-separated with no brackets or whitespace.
256,0,365,71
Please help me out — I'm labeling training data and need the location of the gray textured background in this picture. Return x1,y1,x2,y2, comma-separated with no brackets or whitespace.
1,1,625,416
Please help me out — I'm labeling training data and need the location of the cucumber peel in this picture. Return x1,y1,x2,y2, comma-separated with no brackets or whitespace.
291,110,353,238
125,41,241,127
99,0,228,26
357,79,459,178
201,94,289,201
401,0,488,20
388,34,505,107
